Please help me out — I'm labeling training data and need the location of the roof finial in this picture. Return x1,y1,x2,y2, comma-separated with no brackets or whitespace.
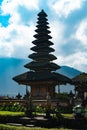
42,9,44,12
38,9,47,16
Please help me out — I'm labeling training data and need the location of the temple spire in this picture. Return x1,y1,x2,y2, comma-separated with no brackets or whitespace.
13,10,71,97
24,9,60,72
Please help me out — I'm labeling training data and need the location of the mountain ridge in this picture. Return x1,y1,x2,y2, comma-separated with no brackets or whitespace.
57,65,81,78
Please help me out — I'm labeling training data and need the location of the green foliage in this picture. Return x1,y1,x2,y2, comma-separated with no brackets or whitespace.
35,104,46,113
11,103,25,112
73,105,87,114
56,93,70,101
0,102,25,112
58,106,72,114
55,93,73,114
34,103,72,114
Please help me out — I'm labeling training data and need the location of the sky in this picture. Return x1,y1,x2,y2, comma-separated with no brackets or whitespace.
0,0,87,72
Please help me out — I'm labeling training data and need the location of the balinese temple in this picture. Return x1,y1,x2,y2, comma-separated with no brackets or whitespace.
13,10,71,103
72,73,87,100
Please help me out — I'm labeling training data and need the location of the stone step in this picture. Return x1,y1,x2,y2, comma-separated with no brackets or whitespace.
6,123,23,126
26,124,35,127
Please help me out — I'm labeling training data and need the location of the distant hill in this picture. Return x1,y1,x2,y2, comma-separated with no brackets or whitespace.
0,57,81,96
57,65,81,79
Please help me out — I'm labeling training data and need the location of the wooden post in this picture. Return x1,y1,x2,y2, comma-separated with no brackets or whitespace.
25,85,33,117
58,85,60,93
46,92,51,118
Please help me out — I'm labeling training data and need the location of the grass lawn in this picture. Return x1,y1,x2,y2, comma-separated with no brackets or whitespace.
0,111,74,129
0,111,74,117
62,113,74,119
0,111,74,118
0,124,69,130
0,111,25,116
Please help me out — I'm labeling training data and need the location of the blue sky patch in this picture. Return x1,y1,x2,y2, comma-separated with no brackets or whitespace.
0,0,3,5
64,5,87,26
17,5,37,26
0,14,10,27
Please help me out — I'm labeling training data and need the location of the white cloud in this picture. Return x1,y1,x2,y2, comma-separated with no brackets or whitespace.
0,42,13,57
1,0,40,24
0,22,35,58
55,52,87,72
48,0,84,18
50,18,87,72
50,20,65,43
0,0,39,58
18,0,40,10
75,18,87,46
52,16,87,72
50,20,66,55
1,0,39,15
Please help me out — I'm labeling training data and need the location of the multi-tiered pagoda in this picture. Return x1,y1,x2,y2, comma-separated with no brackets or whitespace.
13,10,70,100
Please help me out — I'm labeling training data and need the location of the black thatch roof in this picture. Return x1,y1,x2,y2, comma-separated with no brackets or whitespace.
72,73,87,85
24,61,60,71
34,33,52,39
35,29,51,34
37,21,49,25
72,73,87,92
29,53,57,61
38,17,47,21
13,71,71,85
36,25,50,29
32,40,54,46
13,10,71,87
31,46,55,52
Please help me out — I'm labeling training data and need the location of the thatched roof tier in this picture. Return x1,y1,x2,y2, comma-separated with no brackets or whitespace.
72,73,87,93
32,40,54,46
24,61,60,71
72,73,87,85
34,34,52,39
36,25,50,29
31,46,55,53
37,21,49,25
13,71,71,85
29,53,57,61
75,86,87,92
35,29,51,34
37,17,48,21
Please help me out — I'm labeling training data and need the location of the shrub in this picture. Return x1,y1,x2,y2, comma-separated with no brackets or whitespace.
36,104,45,113
0,102,25,112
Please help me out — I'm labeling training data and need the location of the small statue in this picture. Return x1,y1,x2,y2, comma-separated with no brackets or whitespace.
26,91,32,117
